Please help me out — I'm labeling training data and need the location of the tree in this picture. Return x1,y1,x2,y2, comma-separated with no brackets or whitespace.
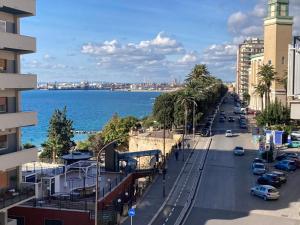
153,93,176,128
255,83,267,111
40,107,74,162
101,114,139,150
255,99,290,127
258,64,276,108
186,64,210,83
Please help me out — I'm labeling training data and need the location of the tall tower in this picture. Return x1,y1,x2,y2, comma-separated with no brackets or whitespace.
264,0,293,104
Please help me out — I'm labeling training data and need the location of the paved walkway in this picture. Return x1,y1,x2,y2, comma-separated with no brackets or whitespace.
121,137,198,225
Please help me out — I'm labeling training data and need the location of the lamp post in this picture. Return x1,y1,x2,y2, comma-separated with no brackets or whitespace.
192,101,198,139
95,140,118,225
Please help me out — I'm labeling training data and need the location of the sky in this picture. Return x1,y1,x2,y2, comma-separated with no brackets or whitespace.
20,0,300,83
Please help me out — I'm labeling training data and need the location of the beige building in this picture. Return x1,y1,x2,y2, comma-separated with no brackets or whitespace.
249,53,264,110
0,1,37,225
236,38,264,99
247,0,293,110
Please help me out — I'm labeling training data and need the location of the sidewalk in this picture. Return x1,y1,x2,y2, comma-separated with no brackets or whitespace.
121,138,196,225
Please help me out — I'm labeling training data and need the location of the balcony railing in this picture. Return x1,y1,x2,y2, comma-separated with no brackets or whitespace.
0,183,35,210
0,111,37,130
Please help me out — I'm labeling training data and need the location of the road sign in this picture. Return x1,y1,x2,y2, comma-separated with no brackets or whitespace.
128,208,135,217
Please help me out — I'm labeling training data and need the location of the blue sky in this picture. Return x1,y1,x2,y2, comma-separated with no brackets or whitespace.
20,0,300,83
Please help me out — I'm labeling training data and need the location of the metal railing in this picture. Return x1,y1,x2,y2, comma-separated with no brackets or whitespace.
0,183,35,209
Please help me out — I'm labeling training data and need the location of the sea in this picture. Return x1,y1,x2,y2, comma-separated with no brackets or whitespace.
21,90,161,147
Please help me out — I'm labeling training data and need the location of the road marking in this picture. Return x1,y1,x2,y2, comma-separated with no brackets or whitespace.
172,208,175,212
165,218,169,222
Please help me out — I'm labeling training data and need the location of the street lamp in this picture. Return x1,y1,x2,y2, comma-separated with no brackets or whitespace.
95,140,118,225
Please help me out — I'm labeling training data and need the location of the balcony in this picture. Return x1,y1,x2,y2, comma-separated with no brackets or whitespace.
0,183,36,210
0,147,37,171
0,0,35,17
0,31,36,54
0,73,37,90
0,112,37,130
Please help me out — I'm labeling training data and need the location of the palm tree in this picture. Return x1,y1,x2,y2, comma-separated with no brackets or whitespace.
186,64,210,82
257,64,276,108
255,83,267,111
176,91,196,137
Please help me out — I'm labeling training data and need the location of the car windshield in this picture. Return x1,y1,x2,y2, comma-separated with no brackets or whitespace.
255,164,264,169
268,188,277,193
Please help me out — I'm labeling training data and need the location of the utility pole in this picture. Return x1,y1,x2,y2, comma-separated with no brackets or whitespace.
163,111,166,197
193,101,196,139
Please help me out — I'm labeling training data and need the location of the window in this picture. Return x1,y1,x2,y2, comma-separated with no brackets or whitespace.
282,56,285,65
268,60,272,65
0,135,8,150
0,59,7,72
0,20,6,32
0,97,7,113
45,219,63,225
280,4,287,16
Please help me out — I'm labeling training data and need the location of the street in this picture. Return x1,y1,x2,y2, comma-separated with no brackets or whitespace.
182,97,300,225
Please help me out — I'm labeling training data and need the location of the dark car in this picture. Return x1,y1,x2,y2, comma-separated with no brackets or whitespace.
257,174,281,188
253,158,265,164
219,117,225,123
274,160,297,172
269,171,287,184
228,116,235,122
240,123,247,129
276,153,298,161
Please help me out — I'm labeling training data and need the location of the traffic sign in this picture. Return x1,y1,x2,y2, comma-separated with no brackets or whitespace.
128,208,135,217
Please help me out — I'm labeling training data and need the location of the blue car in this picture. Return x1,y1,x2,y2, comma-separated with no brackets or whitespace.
274,160,297,172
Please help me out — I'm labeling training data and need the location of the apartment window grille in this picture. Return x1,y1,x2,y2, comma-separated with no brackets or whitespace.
0,59,7,72
0,97,7,113
0,20,6,32
0,135,8,150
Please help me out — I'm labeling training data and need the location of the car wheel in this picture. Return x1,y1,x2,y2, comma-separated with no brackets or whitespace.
264,196,267,201
251,191,255,196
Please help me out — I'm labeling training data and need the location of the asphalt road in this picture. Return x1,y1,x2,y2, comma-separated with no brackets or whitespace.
183,96,300,225
150,137,210,225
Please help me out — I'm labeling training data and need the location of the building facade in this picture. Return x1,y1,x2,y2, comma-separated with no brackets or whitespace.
236,38,264,99
288,36,300,119
248,53,264,111
0,1,37,224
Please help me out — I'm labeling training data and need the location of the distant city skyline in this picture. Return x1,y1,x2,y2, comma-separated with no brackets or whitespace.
21,0,300,83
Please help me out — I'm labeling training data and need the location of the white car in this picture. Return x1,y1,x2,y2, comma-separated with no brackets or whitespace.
234,146,245,156
291,131,300,140
250,185,280,201
252,162,266,175
225,130,233,137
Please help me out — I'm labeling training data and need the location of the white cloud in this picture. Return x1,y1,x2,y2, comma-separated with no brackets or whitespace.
81,32,195,81
228,12,248,34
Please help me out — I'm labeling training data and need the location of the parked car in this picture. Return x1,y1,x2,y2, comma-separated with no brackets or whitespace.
269,171,287,184
239,115,246,120
240,123,247,129
253,158,265,164
252,163,266,175
276,153,298,161
228,116,235,122
257,174,281,188
233,146,245,156
291,131,300,140
250,185,280,201
274,160,297,172
288,141,300,148
225,130,233,137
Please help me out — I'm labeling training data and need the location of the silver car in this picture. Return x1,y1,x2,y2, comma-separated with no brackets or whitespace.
250,185,280,200
252,162,266,175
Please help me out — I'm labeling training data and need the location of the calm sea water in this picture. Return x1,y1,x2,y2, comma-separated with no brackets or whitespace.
21,90,160,146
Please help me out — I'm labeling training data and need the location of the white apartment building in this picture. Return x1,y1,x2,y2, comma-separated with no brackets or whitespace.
0,1,37,224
